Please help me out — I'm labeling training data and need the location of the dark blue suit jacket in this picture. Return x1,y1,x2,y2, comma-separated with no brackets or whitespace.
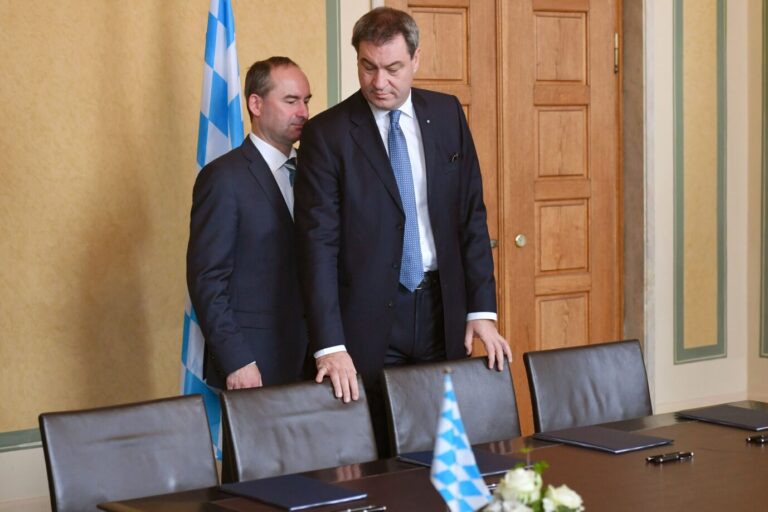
187,137,308,389
295,89,496,382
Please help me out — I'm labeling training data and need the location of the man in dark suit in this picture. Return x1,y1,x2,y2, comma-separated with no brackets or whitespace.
295,8,511,451
187,57,312,390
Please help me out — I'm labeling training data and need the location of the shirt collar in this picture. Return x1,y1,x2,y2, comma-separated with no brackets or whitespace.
368,90,415,124
248,133,297,172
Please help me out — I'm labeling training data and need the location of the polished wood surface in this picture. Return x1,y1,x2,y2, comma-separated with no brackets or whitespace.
100,402,768,512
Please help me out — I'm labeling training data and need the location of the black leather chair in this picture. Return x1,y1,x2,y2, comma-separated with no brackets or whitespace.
220,377,378,482
38,394,218,512
524,339,653,433
382,357,521,455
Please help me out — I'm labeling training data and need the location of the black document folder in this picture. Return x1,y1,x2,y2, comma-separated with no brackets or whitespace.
219,474,367,511
533,425,673,454
397,449,524,476
676,404,768,431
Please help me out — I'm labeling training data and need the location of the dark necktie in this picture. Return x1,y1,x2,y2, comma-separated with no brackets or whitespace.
388,110,424,291
284,157,296,187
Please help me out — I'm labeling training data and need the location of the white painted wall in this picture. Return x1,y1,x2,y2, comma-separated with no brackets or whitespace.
339,0,373,100
646,0,762,413
0,448,49,510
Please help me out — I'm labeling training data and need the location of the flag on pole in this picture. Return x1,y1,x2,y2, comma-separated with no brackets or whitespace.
181,0,244,458
430,372,492,512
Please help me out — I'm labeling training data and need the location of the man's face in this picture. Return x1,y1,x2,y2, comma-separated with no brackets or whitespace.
249,65,311,154
357,34,419,111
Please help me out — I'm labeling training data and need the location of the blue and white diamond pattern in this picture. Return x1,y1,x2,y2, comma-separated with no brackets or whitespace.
181,0,244,459
431,373,492,512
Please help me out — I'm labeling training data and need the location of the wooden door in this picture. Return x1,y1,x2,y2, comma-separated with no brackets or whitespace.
501,0,622,433
386,0,623,434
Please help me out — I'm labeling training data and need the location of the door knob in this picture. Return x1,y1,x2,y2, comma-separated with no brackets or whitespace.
514,234,527,248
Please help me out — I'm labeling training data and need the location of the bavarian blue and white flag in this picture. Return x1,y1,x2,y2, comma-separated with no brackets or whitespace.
430,373,492,512
181,0,244,459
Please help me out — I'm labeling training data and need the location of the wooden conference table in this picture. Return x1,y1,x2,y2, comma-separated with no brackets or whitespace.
100,401,768,511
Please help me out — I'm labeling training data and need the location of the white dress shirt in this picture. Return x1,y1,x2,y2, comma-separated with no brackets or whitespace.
248,132,296,216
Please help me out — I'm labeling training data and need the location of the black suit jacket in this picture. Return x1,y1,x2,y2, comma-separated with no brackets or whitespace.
295,89,496,382
187,137,308,388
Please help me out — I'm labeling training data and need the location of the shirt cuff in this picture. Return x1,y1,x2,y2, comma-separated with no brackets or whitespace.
314,345,348,359
466,312,497,322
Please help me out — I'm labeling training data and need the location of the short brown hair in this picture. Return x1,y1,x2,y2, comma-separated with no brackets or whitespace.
351,7,419,57
243,56,298,118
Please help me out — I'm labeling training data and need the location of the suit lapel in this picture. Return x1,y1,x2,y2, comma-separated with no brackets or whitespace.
412,89,439,203
348,92,404,213
240,137,294,225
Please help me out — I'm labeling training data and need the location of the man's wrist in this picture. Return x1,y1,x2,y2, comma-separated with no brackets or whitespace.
313,345,347,359
466,312,497,322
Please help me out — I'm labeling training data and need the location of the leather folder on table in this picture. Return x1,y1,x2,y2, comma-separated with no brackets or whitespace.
219,474,367,511
533,425,673,454
397,449,524,476
676,404,768,431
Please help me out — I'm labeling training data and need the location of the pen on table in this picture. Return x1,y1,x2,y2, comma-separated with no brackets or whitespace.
333,505,385,512
645,451,693,463
747,434,768,443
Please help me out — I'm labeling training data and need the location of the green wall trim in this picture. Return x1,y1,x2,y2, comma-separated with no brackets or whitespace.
673,0,728,364
761,0,768,357
325,0,341,107
0,428,41,453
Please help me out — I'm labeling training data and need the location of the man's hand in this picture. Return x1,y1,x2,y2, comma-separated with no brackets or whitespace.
226,363,263,390
316,351,359,403
464,319,513,371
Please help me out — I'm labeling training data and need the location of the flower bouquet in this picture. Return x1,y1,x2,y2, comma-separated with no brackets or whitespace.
483,459,584,512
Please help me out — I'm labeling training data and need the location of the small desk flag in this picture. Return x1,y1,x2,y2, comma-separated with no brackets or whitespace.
180,0,244,459
430,373,492,512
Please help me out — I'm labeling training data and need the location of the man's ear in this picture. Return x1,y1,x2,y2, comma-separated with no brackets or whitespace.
412,47,421,73
247,93,262,118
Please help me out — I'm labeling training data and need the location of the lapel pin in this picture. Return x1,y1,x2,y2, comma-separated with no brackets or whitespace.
450,153,459,162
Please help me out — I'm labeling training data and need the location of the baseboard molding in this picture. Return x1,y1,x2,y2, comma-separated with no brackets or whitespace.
0,428,41,454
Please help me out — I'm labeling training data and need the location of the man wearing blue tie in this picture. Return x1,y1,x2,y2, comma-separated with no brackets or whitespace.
187,57,312,390
294,7,511,454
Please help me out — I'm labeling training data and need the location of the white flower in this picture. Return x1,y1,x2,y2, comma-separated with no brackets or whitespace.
543,484,584,512
494,468,542,505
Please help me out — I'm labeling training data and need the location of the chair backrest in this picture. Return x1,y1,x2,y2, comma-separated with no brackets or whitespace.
39,394,218,512
220,377,378,482
382,357,521,455
524,339,653,433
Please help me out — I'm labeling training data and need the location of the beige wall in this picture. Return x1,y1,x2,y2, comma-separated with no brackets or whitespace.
0,0,327,432
646,0,763,412
747,0,768,400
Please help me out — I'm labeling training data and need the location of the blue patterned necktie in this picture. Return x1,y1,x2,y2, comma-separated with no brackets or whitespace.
388,110,424,292
284,157,296,187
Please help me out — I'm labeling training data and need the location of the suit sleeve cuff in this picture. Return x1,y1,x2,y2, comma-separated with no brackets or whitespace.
467,312,497,321
314,345,347,359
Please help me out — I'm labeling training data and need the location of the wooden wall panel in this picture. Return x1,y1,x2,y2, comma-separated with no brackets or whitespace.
538,294,589,348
